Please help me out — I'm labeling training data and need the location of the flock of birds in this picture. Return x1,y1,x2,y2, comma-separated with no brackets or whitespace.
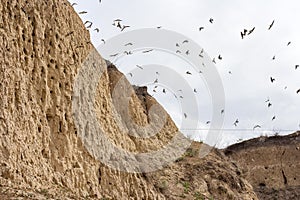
71,1,300,131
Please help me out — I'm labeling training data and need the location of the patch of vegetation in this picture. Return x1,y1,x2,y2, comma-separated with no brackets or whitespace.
184,147,198,157
175,156,184,162
194,191,205,200
182,181,190,194
156,180,168,192
38,188,51,198
274,132,279,136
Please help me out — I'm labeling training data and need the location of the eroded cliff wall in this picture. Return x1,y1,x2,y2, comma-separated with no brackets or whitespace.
0,0,257,199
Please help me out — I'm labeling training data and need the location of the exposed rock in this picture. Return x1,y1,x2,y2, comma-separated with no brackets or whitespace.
147,142,258,200
225,132,300,199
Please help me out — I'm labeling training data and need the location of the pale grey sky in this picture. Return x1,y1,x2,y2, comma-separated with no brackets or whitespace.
69,0,300,147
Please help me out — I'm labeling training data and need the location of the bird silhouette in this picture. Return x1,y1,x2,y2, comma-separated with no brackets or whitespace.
270,77,275,83
162,89,166,93
248,27,255,35
116,22,122,29
272,116,276,121
124,51,132,55
193,89,197,93
295,65,299,70
185,50,190,55
125,42,133,46
182,40,189,44
272,55,276,60
268,20,275,30
86,23,92,28
221,109,224,114
101,39,105,44
121,25,130,31
287,41,291,46
184,113,187,118
142,49,154,53
218,55,222,60
233,119,239,127
253,125,261,130
79,11,88,14
176,50,181,54
136,65,143,70
241,29,247,39
154,78,158,83
109,53,119,57
297,89,300,94
206,121,211,124
71,3,77,6
84,21,93,29
186,71,192,75
265,97,270,103
268,102,272,107
209,18,214,23
199,27,204,31
212,58,216,64
136,65,144,69
94,28,100,32
240,32,245,39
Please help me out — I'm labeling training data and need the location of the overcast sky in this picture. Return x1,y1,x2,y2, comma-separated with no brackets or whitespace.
69,0,300,147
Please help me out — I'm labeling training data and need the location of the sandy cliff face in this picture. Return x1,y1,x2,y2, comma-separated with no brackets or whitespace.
225,132,300,199
0,0,257,199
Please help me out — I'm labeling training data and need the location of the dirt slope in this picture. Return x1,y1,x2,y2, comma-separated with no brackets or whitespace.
0,0,257,199
225,132,300,199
